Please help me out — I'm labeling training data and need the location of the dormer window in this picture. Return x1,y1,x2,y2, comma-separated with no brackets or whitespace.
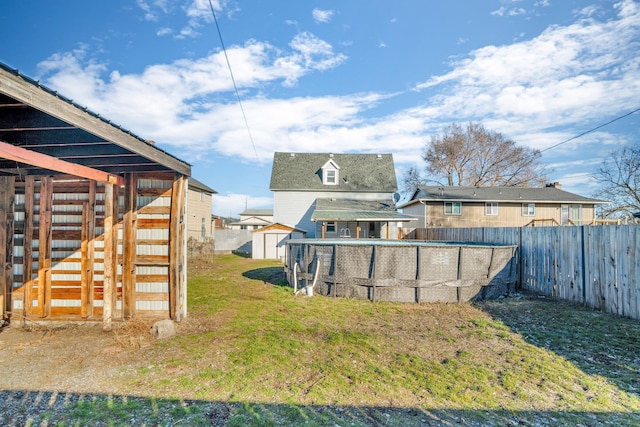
321,159,340,185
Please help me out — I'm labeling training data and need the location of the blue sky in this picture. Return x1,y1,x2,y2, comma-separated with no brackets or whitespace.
1,0,638,217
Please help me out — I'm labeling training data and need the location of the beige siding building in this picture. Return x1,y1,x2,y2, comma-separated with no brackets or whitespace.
187,178,216,241
400,184,608,229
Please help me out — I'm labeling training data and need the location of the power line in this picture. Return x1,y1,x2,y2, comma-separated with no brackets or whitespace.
541,107,640,153
208,0,260,164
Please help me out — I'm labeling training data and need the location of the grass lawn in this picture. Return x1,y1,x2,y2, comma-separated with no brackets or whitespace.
75,254,640,425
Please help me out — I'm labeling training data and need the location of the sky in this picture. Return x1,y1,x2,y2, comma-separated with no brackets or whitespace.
1,0,639,217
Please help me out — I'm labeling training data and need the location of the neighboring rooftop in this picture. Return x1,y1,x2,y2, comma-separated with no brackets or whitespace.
188,177,217,194
401,185,608,206
269,152,397,192
311,198,417,222
240,209,273,216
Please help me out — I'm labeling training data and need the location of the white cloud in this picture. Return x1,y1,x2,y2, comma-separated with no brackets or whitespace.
312,8,334,24
491,6,528,17
415,0,640,151
157,27,173,36
36,32,350,162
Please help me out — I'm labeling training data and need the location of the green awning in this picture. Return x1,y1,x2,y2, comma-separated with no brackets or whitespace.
311,210,416,222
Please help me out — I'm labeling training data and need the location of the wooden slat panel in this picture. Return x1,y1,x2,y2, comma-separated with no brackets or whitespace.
50,288,82,299
135,274,169,283
136,255,169,265
137,205,171,215
137,188,172,197
50,306,82,316
135,292,169,301
136,218,170,229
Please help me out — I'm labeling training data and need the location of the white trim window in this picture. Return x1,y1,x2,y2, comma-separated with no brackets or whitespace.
321,159,340,185
522,203,535,216
324,169,337,185
485,202,499,216
444,202,461,215
326,221,336,232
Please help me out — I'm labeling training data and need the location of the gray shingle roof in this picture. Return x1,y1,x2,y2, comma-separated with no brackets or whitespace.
188,177,217,194
240,209,273,216
269,152,398,192
400,185,608,207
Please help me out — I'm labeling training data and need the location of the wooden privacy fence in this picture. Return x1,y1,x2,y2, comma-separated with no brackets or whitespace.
405,226,640,320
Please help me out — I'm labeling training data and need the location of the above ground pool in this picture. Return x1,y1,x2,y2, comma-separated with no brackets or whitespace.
285,239,518,303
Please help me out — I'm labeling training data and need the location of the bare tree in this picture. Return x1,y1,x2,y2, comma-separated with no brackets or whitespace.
403,122,547,192
593,144,640,220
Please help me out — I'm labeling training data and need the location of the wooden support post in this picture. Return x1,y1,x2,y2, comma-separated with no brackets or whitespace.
0,176,13,319
169,175,186,321
103,182,115,330
23,177,34,317
122,174,137,319
37,177,53,318
80,202,89,318
80,184,97,320
87,181,96,317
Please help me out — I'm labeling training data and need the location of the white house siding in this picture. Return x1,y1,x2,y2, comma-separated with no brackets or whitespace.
274,191,395,238
401,203,428,228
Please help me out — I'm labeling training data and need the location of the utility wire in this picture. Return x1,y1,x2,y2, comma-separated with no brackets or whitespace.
541,107,640,153
208,0,260,164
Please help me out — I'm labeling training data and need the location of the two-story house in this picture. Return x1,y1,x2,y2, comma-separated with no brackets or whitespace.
230,209,273,230
399,183,608,228
269,152,415,239
187,177,216,241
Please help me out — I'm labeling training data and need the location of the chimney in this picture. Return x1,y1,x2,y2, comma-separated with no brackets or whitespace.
546,182,562,189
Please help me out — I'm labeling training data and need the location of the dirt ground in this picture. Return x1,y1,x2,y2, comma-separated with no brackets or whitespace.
0,321,146,394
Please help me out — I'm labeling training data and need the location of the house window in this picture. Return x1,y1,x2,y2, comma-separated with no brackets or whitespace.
561,205,582,225
201,217,206,238
444,202,461,215
324,169,337,185
326,221,336,232
485,202,499,216
200,191,204,202
522,203,535,216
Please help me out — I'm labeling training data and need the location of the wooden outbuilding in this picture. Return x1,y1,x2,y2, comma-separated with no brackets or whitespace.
0,63,191,329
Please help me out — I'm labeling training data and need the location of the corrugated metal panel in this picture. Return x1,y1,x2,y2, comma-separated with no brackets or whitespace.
52,240,82,249
136,282,168,292
53,204,83,213
137,265,169,276
52,262,81,271
138,178,172,189
137,228,169,240
137,244,168,256
136,300,169,311
53,193,89,201
137,196,171,207
51,300,81,307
